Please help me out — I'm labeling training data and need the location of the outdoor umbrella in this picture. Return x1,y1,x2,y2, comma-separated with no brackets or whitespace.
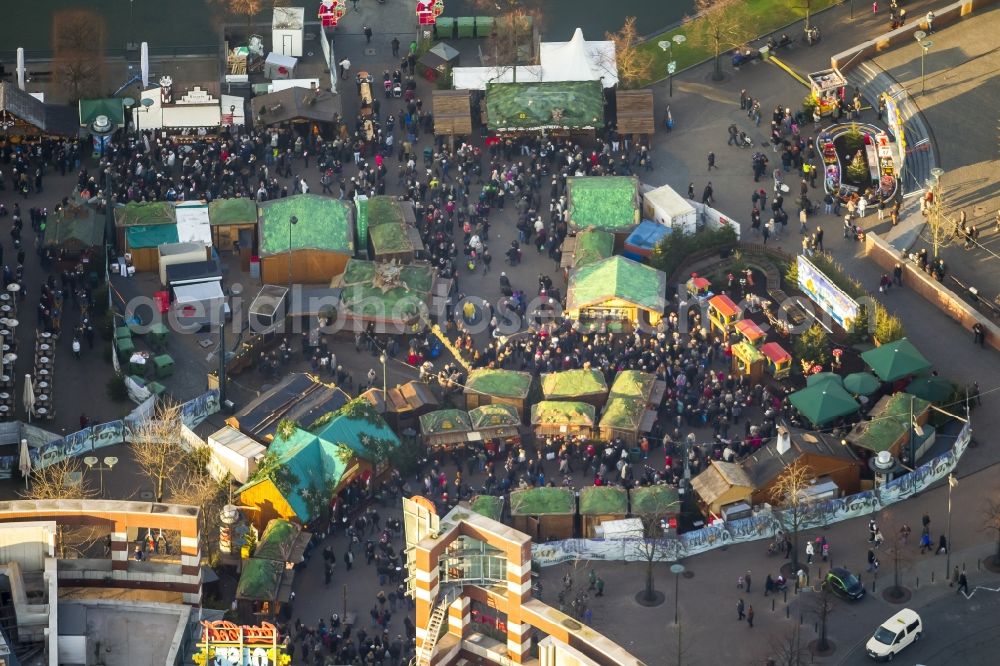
788,383,860,426
860,338,931,382
18,438,31,486
843,372,881,396
807,372,843,389
22,373,35,421
905,376,954,403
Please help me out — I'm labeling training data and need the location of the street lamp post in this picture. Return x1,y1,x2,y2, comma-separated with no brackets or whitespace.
379,352,387,395
287,215,298,294
946,473,958,574
83,456,118,497
658,35,686,97
670,563,685,625
913,31,933,95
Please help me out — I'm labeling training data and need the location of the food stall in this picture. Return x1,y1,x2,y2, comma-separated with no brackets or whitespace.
468,403,522,454
731,341,766,383
807,68,847,117
420,409,474,450
708,294,741,339
760,341,792,379
510,487,576,541
530,400,596,439
579,486,628,538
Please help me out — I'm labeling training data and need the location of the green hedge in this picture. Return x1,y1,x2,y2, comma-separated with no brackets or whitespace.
650,226,738,279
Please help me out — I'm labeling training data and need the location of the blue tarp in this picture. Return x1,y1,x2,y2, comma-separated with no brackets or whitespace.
624,220,671,256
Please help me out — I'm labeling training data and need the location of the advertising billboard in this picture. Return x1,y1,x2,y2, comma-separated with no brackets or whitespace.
796,254,860,330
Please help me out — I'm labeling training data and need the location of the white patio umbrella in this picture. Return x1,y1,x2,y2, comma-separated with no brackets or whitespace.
18,438,31,488
23,373,35,421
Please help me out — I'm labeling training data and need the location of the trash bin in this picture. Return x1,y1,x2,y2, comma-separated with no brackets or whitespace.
115,326,132,341
456,17,475,39
435,17,455,40
154,354,175,379
149,323,169,350
475,16,494,38
116,337,135,355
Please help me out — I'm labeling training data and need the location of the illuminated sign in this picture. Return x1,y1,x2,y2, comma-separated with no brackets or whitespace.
194,621,290,666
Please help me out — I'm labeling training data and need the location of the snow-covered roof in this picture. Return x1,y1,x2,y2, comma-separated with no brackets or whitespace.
452,27,617,91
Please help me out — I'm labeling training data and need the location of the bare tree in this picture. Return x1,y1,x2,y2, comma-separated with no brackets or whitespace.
811,581,836,652
685,0,755,81
983,496,1000,568
22,458,105,558
769,460,815,574
130,403,187,503
606,17,653,89
879,510,913,599
488,7,534,74
768,624,809,666
52,9,107,102
168,447,229,557
632,513,666,604
920,177,961,258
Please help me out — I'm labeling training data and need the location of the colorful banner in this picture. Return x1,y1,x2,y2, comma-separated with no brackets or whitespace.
534,421,971,566
797,254,860,330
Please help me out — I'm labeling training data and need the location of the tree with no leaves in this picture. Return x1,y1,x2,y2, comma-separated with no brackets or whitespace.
685,0,755,81
769,460,815,573
632,513,667,604
920,177,961,258
130,402,187,503
982,496,1000,568
168,446,228,556
606,17,653,89
22,458,104,558
878,510,914,599
811,579,836,653
52,9,107,102
767,624,809,666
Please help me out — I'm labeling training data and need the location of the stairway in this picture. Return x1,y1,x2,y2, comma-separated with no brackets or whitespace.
413,590,456,666
844,61,937,195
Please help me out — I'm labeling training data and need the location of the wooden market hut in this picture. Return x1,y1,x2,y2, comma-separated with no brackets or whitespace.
613,89,655,140
559,229,614,276
845,392,931,464
759,341,793,380
609,369,667,407
209,197,258,264
45,197,104,259
258,194,355,284
432,89,472,146
509,487,577,541
540,368,609,408
531,400,596,439
485,80,604,136
567,176,640,241
578,486,628,538
235,519,311,622
463,369,534,420
597,370,666,445
565,256,667,331
361,196,423,263
311,398,402,480
114,201,179,272
468,495,505,522
383,380,440,432
468,403,522,449
420,408,474,450
744,431,864,506
708,294,741,339
629,485,680,528
0,82,79,140
690,460,754,520
251,84,344,139
332,259,438,333
227,373,350,443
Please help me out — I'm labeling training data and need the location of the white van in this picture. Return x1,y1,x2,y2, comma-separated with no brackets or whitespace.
865,608,922,661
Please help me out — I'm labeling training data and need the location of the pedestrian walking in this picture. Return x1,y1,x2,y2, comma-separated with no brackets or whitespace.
595,577,605,596
338,57,351,80
364,26,373,43
708,152,716,170
972,322,986,348
344,550,354,571
937,534,948,555
744,571,752,594
391,37,400,57
950,565,960,587
737,598,745,620
688,182,695,199
588,569,597,590
746,605,754,627
806,541,814,564
926,10,935,33
919,528,932,553
957,571,969,595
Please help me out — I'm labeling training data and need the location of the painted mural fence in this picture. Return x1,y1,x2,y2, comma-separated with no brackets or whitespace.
0,390,220,479
532,421,971,567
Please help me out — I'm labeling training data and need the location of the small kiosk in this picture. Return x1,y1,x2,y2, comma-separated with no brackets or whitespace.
685,274,713,303
731,318,768,383
510,487,576,541
807,68,847,117
579,486,628,538
708,294,741,339
760,341,792,379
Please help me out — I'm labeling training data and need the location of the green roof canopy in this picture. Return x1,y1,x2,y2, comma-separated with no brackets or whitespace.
336,259,435,322
568,176,639,233
609,370,656,400
567,256,667,313
573,230,614,267
579,486,627,515
464,369,533,399
253,519,301,561
312,398,401,462
486,80,604,131
258,194,354,255
209,197,258,226
420,409,473,435
541,369,608,399
468,403,521,429
126,223,179,249
370,221,415,254
470,495,505,521
843,372,881,396
78,98,126,126
236,558,284,601
861,338,931,382
600,396,646,430
510,487,576,516
531,400,596,427
849,392,930,453
630,485,681,515
807,372,844,389
789,383,860,426
46,199,103,250
115,201,176,227
904,376,954,402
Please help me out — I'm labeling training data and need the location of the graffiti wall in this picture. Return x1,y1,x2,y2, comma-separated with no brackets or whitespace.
533,421,971,567
0,390,221,478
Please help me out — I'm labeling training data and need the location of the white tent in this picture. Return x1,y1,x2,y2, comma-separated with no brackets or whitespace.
539,28,618,86
174,202,213,246
643,184,698,234
452,66,543,91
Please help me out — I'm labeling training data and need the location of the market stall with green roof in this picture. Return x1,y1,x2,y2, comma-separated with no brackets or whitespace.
209,197,258,258
46,196,104,258
509,486,577,541
579,486,628,537
114,201,178,272
565,255,667,331
559,229,614,274
468,403,522,449
463,369,534,420
362,196,423,263
420,408,474,449
531,400,596,439
629,485,681,530
234,518,312,622
469,495,505,522
845,392,932,464
257,194,355,284
567,176,640,238
332,258,437,331
610,369,667,406
540,368,609,408
597,369,665,445
485,80,604,134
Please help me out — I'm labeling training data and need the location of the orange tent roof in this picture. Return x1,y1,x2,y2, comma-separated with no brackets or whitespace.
709,294,740,318
688,276,711,290
760,342,792,363
734,319,765,342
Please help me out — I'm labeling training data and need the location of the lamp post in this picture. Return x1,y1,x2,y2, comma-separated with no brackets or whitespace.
657,34,686,97
670,563,685,625
913,31,933,95
946,473,957,574
83,456,118,497
379,352,387,395
287,215,298,293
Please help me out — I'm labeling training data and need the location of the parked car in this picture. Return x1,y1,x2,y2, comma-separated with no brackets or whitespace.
866,608,922,661
823,567,865,600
